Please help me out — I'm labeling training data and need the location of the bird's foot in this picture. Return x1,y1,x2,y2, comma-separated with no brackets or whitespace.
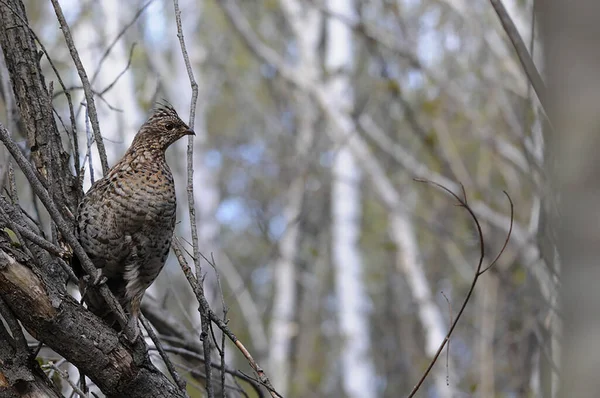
79,271,107,303
91,269,107,286
124,315,140,343
82,269,107,287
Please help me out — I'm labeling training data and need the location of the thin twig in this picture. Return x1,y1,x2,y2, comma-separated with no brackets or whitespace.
84,105,95,184
211,252,228,397
0,202,65,258
99,43,137,96
172,239,282,398
0,202,78,282
407,179,513,397
46,364,87,398
149,345,264,398
140,315,189,396
90,0,154,85
440,291,452,386
50,0,108,175
171,0,213,396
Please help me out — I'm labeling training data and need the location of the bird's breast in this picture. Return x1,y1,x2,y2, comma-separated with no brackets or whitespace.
109,166,177,228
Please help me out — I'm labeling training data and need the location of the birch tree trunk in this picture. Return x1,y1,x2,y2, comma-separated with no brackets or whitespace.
326,1,377,397
268,2,320,394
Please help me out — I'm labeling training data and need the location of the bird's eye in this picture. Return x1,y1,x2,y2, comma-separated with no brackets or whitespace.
165,123,175,131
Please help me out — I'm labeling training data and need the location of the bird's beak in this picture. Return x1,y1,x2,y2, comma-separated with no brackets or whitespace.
185,129,195,136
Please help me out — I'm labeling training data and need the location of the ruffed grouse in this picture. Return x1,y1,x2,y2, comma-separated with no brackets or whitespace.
73,104,194,341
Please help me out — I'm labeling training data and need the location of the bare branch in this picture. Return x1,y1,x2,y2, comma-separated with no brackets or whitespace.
46,363,87,398
172,239,282,398
171,0,214,396
0,295,62,397
407,180,513,397
90,0,154,85
140,315,189,396
50,0,109,175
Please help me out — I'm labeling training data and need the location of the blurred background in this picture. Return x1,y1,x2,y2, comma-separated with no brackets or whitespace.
12,0,553,397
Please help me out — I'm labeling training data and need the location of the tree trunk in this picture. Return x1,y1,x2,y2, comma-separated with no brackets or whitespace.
326,1,377,397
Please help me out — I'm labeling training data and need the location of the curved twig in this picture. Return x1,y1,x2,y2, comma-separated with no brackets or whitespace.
408,179,513,397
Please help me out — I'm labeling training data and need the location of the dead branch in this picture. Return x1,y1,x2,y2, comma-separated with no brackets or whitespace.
49,0,109,175
171,0,213,396
172,239,283,398
407,180,513,397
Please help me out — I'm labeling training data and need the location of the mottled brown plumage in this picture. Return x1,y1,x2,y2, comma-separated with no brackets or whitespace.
73,104,194,340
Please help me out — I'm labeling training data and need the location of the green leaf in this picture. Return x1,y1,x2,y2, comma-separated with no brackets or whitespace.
3,227,20,247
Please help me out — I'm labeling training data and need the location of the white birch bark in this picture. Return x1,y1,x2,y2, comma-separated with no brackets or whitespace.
326,1,377,397
267,2,320,394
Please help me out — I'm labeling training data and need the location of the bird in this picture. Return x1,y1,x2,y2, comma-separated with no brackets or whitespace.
72,103,194,341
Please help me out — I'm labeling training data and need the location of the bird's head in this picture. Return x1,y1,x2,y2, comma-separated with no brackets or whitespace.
132,103,195,151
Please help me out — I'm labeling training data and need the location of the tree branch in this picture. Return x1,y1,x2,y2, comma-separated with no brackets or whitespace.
172,239,282,398
407,181,513,397
50,0,109,175
171,1,214,396
0,236,185,397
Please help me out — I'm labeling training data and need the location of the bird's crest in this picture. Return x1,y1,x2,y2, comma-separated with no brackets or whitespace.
148,100,181,122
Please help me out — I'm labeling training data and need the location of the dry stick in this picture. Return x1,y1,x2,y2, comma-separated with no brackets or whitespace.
407,179,513,398
0,123,128,330
84,106,95,185
152,345,263,397
440,291,452,386
0,203,65,258
162,356,250,398
210,253,228,397
142,299,263,397
91,0,154,85
202,252,229,396
172,240,283,398
171,0,201,291
170,0,213,396
50,0,108,175
488,0,548,116
99,43,137,96
140,315,189,396
47,364,87,398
